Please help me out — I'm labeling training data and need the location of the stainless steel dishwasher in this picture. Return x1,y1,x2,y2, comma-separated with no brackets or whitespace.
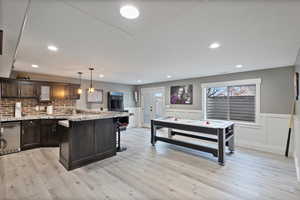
0,121,21,155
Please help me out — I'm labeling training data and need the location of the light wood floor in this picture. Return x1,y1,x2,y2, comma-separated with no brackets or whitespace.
0,128,299,200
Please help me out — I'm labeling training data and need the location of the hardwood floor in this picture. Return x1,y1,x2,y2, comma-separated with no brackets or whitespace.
0,128,299,200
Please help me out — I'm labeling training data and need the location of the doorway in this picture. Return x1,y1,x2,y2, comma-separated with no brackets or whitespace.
141,87,166,128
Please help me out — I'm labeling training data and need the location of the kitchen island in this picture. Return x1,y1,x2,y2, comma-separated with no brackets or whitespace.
58,112,129,170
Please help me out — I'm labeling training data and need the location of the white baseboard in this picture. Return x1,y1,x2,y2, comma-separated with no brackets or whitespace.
236,140,287,155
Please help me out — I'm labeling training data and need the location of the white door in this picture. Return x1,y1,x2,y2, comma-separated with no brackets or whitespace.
141,87,165,128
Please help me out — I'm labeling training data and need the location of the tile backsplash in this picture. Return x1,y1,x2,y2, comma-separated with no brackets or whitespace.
0,98,76,117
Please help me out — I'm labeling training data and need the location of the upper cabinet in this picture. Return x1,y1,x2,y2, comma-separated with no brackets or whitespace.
0,79,80,100
1,79,20,98
52,84,68,99
52,84,80,100
19,81,38,98
68,84,80,100
1,79,38,99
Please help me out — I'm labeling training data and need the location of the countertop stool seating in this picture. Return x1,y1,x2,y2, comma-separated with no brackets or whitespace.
116,117,129,152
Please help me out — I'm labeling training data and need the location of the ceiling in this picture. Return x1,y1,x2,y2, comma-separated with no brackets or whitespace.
1,0,300,85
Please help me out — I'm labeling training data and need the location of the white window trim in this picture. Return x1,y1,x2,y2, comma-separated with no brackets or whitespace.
201,79,261,125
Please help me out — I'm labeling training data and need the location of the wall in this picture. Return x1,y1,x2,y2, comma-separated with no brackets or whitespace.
12,71,137,110
137,66,294,114
76,80,135,110
294,50,300,181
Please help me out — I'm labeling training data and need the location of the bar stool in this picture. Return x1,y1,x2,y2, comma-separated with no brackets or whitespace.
117,122,128,152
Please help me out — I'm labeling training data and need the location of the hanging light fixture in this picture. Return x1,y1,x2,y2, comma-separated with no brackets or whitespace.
77,72,83,94
88,67,95,93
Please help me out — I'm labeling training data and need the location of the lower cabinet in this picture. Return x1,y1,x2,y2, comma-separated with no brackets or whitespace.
21,120,41,150
71,120,95,160
21,119,63,150
40,119,61,147
95,119,116,154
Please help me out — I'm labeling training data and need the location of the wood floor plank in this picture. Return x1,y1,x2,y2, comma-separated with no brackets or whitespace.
0,128,299,200
0,156,7,200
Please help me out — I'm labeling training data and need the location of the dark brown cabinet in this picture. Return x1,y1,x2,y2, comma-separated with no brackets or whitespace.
19,81,37,98
71,120,95,160
51,84,67,99
21,119,64,151
1,79,19,98
1,79,37,99
52,84,80,100
68,85,80,99
40,119,61,147
95,119,116,154
0,78,80,100
21,120,41,150
59,118,118,170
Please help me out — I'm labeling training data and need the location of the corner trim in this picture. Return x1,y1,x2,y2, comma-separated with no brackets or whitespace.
236,140,286,155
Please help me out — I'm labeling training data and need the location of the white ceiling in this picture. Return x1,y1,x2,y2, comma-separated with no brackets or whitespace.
1,0,300,85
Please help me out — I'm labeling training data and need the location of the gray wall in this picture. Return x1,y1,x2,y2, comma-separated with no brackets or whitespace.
12,71,136,109
137,66,294,114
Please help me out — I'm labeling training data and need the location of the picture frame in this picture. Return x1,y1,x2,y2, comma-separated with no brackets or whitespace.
86,89,104,103
170,84,193,104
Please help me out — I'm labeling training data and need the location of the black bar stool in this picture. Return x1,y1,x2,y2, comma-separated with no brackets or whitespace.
117,122,128,152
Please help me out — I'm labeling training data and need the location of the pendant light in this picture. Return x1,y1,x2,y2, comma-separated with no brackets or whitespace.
88,67,95,93
77,72,83,94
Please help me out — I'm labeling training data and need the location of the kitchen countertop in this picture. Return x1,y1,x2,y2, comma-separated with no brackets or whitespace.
0,112,130,122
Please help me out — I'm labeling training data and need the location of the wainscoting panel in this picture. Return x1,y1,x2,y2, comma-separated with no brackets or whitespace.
165,109,202,120
163,109,292,155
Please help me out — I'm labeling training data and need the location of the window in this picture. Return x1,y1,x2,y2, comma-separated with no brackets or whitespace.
202,79,260,123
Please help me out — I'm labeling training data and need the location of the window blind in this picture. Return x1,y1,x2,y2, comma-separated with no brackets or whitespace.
206,85,256,122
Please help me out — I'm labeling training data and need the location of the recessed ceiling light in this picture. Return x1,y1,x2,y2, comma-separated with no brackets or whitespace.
209,42,221,49
137,80,142,83
120,5,139,19
48,45,58,52
167,75,172,79
236,64,243,68
99,74,104,78
31,64,39,68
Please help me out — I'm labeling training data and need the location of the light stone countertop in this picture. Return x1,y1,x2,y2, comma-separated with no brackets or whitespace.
65,112,130,122
0,112,130,123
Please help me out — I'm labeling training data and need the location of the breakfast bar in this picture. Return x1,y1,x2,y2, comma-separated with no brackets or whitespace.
58,112,129,170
